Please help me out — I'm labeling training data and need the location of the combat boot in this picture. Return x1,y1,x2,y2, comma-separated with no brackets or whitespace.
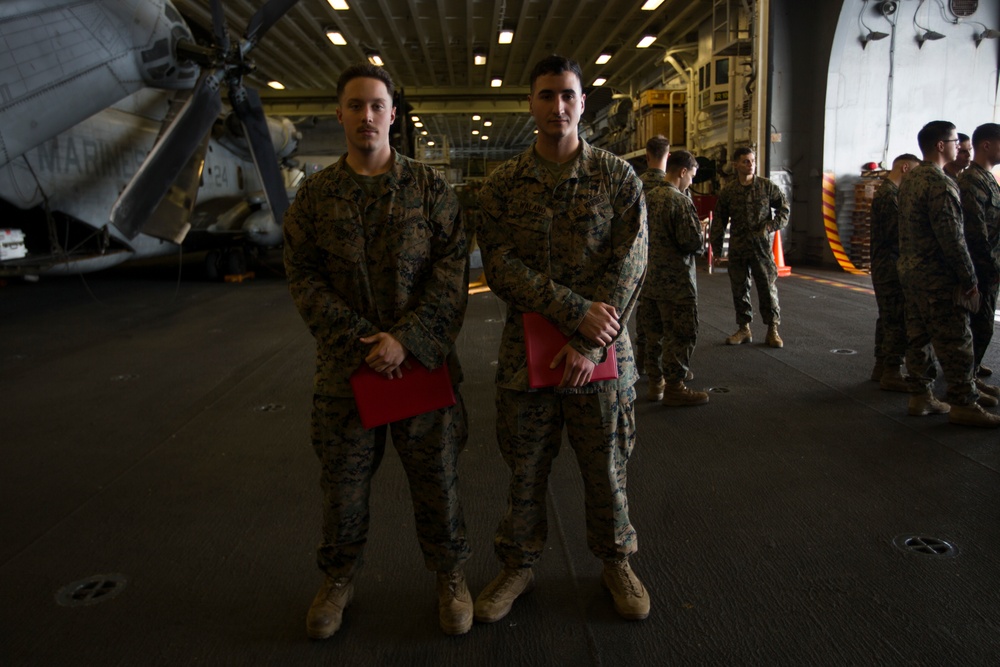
978,393,999,408
602,560,650,620
766,324,783,348
907,391,950,416
306,576,354,639
975,378,1000,397
662,381,709,407
647,376,665,401
948,402,1000,428
726,324,752,345
436,570,473,635
474,567,534,623
978,364,993,377
879,366,910,393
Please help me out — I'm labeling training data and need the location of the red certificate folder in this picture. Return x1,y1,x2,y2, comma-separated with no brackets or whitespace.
349,359,456,430
522,312,618,389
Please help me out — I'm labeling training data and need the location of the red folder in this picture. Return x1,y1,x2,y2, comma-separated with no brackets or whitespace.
522,312,618,389
349,359,456,430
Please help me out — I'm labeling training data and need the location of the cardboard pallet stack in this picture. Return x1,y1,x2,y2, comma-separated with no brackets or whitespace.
634,89,685,151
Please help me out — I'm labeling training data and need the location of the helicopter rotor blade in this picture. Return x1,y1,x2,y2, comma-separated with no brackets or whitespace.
110,74,222,240
209,0,229,54
229,84,290,227
243,0,299,47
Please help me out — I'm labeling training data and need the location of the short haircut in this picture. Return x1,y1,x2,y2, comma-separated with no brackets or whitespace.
529,55,583,92
917,120,956,154
958,133,970,143
337,63,395,102
972,124,1000,146
667,150,698,172
646,135,670,161
733,146,755,161
892,153,921,166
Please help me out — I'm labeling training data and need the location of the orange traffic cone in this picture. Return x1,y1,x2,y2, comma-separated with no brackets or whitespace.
773,232,791,277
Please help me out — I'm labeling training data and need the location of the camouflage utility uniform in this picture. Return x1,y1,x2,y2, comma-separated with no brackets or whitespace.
284,150,471,579
634,167,667,363
870,178,907,369
897,161,978,405
959,161,1000,370
477,140,647,567
641,182,703,383
710,175,790,327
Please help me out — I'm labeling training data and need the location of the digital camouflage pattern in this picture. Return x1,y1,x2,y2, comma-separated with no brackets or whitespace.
898,161,977,403
869,178,906,366
639,168,666,193
492,386,637,566
311,394,470,577
476,139,646,568
710,176,789,326
477,140,647,394
284,149,471,577
959,161,1000,367
284,150,468,397
641,181,703,382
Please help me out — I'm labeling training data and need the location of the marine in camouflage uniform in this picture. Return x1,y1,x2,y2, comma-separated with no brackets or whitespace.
710,151,790,341
642,180,703,386
633,142,669,370
897,160,979,406
959,160,1000,373
870,177,907,372
477,137,646,569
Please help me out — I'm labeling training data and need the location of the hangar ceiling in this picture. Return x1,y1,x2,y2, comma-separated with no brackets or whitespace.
172,0,713,160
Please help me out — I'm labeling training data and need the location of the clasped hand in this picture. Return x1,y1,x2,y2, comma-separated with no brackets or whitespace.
360,332,407,378
577,302,620,346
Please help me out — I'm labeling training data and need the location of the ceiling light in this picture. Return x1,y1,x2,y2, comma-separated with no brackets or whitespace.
636,35,656,48
976,28,1000,47
420,130,428,135
641,0,665,9
917,30,945,48
267,80,285,90
411,115,420,122
498,30,514,44
491,78,503,87
414,122,423,128
861,30,889,48
367,52,384,67
472,129,480,135
327,0,349,10
427,141,435,146
472,114,481,121
326,30,347,46
593,77,607,86
473,48,487,65
596,53,612,65
481,135,489,140
483,120,492,127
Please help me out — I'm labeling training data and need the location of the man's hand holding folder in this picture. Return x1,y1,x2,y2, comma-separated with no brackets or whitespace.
522,311,619,389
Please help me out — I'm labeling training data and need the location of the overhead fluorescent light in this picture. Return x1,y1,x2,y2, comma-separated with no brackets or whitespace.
414,122,423,128
327,0,349,10
367,52,384,67
472,114,481,121
593,78,607,86
411,115,420,122
427,140,435,146
483,120,493,127
636,35,657,48
641,0,665,9
267,81,285,90
498,30,514,44
596,53,612,65
326,30,347,45
474,48,487,65
472,129,480,135
481,135,489,140
491,78,503,87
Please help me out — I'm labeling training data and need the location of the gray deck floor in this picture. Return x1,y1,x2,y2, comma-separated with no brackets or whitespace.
3,253,1000,665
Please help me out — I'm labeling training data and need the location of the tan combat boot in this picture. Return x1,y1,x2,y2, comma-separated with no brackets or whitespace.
437,570,473,635
602,560,650,620
662,381,709,407
306,576,354,639
975,378,1000,397
948,402,1000,428
474,567,535,623
726,324,752,345
908,391,950,417
647,377,665,401
879,366,910,393
766,324,783,348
